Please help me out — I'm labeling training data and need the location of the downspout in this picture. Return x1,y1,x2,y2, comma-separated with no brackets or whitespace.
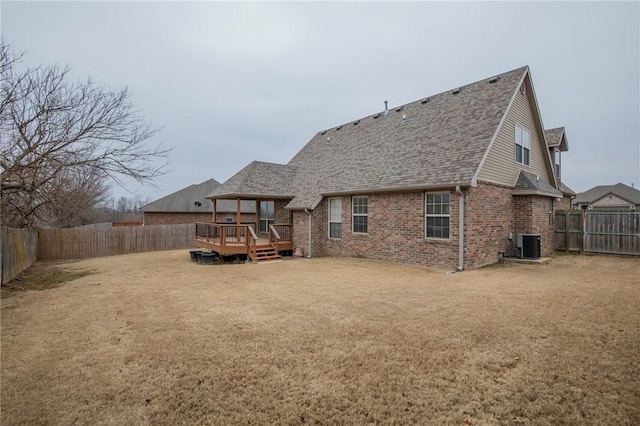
456,185,464,271
304,208,312,258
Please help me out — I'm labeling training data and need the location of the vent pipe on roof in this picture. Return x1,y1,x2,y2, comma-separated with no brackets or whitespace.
384,100,389,115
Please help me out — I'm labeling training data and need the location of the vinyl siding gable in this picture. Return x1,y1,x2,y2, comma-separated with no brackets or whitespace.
477,77,553,187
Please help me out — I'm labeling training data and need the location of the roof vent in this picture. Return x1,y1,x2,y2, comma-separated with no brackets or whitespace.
395,106,403,112
452,88,461,95
336,125,342,131
402,114,406,121
489,76,499,84
320,130,327,135
421,98,430,104
373,113,381,119
353,120,359,125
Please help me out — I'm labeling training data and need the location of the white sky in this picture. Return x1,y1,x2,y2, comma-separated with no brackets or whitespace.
2,1,639,201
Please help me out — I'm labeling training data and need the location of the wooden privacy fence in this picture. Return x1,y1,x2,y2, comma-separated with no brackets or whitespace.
1,227,39,285
555,210,640,255
38,223,196,260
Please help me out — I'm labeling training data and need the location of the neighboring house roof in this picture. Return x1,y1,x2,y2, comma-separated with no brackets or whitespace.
573,183,640,206
140,179,220,213
512,170,563,198
545,127,569,151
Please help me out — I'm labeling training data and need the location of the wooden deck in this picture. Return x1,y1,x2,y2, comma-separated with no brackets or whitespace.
194,223,293,261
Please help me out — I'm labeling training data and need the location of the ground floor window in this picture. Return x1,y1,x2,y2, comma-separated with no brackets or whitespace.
352,196,368,233
426,192,450,239
259,200,274,233
328,197,342,238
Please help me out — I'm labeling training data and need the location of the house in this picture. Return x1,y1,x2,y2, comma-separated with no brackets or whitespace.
572,183,640,210
140,179,221,225
200,66,573,269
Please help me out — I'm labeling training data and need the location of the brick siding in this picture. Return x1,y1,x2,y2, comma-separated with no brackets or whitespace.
291,181,563,270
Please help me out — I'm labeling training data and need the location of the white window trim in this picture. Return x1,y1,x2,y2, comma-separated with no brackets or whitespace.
515,124,531,166
352,196,368,234
328,197,342,239
425,192,450,240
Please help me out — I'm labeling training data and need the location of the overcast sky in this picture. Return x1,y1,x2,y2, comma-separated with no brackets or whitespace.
2,1,639,202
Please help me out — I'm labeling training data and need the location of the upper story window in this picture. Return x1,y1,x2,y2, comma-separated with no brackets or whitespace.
328,198,342,239
352,196,368,234
425,192,450,239
554,147,561,179
515,125,531,166
225,213,234,223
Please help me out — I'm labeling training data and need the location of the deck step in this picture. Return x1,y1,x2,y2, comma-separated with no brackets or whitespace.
252,245,281,262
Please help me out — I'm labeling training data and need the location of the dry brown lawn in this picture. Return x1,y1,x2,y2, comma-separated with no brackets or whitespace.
1,251,639,425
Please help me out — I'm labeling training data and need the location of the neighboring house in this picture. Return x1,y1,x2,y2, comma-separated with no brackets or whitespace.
203,66,573,270
140,179,221,225
572,183,640,211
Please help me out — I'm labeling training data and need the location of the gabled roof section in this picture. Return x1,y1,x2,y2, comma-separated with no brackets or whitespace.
512,170,563,198
286,66,529,209
545,127,569,152
206,161,297,200
139,179,221,213
574,183,640,205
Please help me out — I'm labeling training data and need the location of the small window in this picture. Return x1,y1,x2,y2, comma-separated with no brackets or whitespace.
554,148,561,179
328,198,342,239
352,196,368,234
225,213,234,223
426,192,450,239
515,125,531,166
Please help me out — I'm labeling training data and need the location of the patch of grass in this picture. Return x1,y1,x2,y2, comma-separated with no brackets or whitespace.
1,262,94,298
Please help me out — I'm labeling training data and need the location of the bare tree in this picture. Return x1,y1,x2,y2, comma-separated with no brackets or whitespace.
0,41,170,228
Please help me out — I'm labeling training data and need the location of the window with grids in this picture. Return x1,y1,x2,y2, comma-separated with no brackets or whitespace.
328,198,342,239
352,196,368,233
425,192,450,239
515,125,531,166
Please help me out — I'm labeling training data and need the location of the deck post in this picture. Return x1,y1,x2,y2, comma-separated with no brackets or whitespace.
236,198,241,226
212,199,216,223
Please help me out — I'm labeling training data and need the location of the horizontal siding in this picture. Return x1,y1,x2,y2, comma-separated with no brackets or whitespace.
478,77,552,187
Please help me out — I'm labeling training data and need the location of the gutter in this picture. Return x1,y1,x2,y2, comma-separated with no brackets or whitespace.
304,208,312,258
456,185,465,272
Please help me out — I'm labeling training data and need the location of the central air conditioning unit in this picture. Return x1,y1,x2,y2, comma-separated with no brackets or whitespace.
516,234,541,259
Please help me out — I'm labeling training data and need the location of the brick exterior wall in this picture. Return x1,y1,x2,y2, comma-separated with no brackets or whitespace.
293,191,460,270
291,182,563,270
143,212,212,225
464,182,515,269
514,195,555,257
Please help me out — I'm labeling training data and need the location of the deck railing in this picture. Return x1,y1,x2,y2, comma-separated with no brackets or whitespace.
269,224,293,253
195,223,251,249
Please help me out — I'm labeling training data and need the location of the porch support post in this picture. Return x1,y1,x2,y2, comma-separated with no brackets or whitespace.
212,199,216,223
236,198,241,226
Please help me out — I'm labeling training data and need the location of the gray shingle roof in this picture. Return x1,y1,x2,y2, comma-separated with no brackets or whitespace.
545,127,568,151
206,161,297,199
512,171,563,197
286,66,529,209
139,179,220,213
574,183,640,205
209,66,545,209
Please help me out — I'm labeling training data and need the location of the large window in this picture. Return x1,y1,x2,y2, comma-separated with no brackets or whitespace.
515,125,531,166
352,196,368,234
259,200,274,233
328,198,342,239
426,192,450,239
